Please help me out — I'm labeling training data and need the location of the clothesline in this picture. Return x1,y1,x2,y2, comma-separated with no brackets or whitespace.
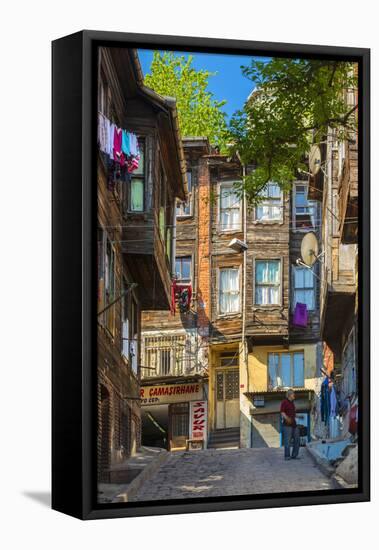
98,111,141,174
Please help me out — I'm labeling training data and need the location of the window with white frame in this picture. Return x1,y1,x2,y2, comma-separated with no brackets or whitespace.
255,260,281,305
293,184,317,230
255,181,283,221
175,256,192,283
268,352,304,390
219,268,240,314
219,183,241,231
176,171,192,217
292,266,315,310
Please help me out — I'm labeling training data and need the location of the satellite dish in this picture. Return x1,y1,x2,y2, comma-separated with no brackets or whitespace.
300,232,319,267
309,145,321,176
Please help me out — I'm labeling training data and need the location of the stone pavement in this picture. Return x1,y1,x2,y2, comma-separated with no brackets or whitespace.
130,447,335,501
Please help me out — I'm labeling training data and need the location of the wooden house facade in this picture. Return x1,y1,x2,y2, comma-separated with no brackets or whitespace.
97,47,187,482
140,138,210,452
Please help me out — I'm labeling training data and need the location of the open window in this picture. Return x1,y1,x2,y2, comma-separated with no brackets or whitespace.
293,183,318,230
176,170,193,217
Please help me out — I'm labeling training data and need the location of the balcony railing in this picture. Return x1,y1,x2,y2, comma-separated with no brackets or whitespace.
141,334,201,379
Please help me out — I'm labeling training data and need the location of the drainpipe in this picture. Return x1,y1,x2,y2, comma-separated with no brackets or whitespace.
242,163,248,388
241,162,250,447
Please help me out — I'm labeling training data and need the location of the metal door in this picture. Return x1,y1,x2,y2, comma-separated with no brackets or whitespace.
216,369,240,429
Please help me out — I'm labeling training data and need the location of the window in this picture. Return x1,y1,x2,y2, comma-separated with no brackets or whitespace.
268,352,304,389
176,171,192,217
121,281,139,375
255,181,283,221
255,260,281,305
219,268,240,314
175,256,192,283
104,238,116,333
293,266,315,310
293,184,317,230
130,138,145,212
219,183,241,231
97,229,116,333
220,352,239,367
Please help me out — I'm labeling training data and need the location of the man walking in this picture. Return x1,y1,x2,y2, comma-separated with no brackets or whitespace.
280,389,300,460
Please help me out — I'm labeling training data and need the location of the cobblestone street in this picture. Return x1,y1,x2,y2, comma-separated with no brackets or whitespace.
130,447,335,501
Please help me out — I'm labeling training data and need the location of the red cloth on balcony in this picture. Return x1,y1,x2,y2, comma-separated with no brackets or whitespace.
171,281,192,315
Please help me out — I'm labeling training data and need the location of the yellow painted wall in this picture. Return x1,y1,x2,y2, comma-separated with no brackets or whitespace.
249,343,319,392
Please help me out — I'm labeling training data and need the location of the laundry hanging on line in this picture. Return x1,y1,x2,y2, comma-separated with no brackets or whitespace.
97,112,140,174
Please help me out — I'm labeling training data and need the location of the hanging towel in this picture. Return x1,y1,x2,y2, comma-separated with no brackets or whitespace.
113,127,126,166
108,122,116,157
123,130,131,155
129,133,139,157
98,113,108,153
293,302,308,327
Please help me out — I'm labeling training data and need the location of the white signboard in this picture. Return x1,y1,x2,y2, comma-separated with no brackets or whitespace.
140,383,203,405
190,400,208,440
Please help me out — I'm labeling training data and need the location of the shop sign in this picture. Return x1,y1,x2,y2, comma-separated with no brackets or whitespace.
190,400,207,440
140,383,203,405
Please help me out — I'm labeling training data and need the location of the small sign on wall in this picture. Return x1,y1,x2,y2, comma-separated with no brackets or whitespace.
190,400,208,441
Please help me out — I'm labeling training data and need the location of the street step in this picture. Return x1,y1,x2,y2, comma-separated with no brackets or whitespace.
208,428,240,449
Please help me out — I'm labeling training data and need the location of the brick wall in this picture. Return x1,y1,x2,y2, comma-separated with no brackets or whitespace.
197,157,211,335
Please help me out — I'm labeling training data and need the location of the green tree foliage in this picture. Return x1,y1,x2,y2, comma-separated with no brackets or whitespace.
229,58,358,205
144,51,228,148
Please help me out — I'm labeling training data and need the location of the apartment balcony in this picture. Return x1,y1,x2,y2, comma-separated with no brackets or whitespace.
338,143,358,245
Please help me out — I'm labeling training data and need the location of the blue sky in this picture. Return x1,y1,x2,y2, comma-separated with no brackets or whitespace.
138,49,269,120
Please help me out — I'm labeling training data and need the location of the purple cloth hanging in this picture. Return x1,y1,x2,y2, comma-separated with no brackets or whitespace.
293,302,308,327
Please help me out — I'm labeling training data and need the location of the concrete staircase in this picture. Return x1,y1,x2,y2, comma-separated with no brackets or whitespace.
207,428,240,449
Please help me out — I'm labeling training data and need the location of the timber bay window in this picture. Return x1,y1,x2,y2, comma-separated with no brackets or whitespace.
292,266,315,310
219,183,241,231
130,138,145,212
255,260,281,306
175,256,192,283
268,352,305,390
176,171,193,217
255,181,283,222
293,183,317,230
219,268,240,314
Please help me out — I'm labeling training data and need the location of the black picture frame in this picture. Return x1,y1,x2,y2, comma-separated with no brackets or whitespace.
52,30,370,520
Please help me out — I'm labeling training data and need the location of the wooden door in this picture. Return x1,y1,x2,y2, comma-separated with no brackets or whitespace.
216,369,240,429
169,402,189,450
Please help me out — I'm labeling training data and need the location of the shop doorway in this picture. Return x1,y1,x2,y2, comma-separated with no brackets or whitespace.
169,402,189,450
216,369,240,429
